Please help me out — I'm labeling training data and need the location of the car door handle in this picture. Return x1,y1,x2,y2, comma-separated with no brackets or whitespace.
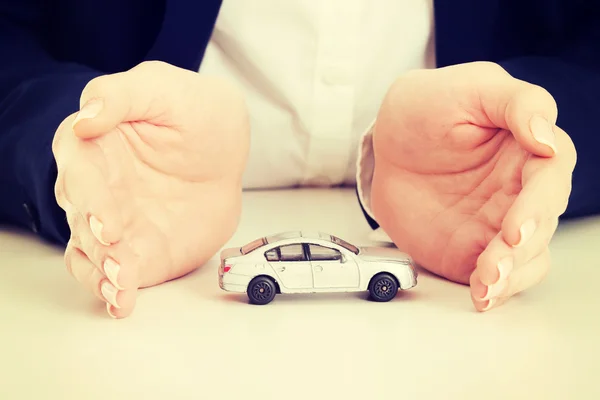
314,265,323,272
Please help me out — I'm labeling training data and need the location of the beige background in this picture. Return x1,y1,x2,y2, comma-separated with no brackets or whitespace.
1,188,599,399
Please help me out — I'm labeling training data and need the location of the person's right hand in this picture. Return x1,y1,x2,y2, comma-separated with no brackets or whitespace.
52,61,250,318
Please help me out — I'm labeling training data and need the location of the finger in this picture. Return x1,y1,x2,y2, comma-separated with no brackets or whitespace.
501,127,575,246
66,239,136,319
61,147,123,246
65,240,108,303
471,250,551,311
474,219,556,298
66,209,139,294
72,61,200,139
52,112,124,245
66,210,110,280
468,62,559,157
68,211,140,320
106,289,137,319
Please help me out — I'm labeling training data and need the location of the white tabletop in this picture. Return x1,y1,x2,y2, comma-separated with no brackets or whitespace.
1,188,599,400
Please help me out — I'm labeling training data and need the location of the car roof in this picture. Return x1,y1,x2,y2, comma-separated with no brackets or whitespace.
265,230,334,244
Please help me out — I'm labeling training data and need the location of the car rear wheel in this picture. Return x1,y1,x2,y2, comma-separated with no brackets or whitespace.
368,273,398,302
247,276,277,305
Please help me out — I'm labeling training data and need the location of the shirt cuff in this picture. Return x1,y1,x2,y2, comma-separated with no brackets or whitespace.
355,119,393,244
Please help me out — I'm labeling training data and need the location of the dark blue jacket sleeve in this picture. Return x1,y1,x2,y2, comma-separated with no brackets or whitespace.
358,5,600,230
0,5,102,244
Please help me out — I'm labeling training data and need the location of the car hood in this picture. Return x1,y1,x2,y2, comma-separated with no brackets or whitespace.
356,246,412,263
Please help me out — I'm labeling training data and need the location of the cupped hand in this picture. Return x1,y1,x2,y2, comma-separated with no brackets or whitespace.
52,61,250,318
370,62,576,311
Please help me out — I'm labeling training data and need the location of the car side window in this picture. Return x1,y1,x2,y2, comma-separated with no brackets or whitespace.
265,248,280,261
308,244,342,261
278,244,306,262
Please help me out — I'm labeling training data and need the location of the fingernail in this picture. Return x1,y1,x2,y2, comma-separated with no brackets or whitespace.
103,258,124,290
72,99,103,128
481,299,495,312
480,257,513,300
106,303,117,319
514,218,536,247
89,215,110,246
530,115,557,154
101,281,120,309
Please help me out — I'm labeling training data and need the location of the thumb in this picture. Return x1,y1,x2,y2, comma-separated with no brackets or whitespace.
71,61,193,139
477,63,558,157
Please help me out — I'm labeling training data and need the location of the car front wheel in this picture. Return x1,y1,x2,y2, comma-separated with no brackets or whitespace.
247,276,277,305
368,273,399,302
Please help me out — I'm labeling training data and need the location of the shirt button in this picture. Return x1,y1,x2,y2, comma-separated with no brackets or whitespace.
22,202,40,233
321,65,353,85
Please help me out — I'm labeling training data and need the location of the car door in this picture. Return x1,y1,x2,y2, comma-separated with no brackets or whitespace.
266,244,313,289
308,244,359,289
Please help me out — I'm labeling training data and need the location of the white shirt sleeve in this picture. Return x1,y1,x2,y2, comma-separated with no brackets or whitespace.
355,120,394,244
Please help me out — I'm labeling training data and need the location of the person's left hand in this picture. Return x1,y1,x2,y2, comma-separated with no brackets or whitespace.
370,62,577,311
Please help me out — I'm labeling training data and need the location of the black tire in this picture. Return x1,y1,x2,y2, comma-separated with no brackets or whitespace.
368,273,399,302
247,276,277,305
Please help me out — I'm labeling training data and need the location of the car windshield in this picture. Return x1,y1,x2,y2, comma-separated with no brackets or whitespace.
241,237,268,255
329,235,359,254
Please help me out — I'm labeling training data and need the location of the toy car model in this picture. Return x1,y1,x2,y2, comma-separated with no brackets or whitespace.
218,231,417,305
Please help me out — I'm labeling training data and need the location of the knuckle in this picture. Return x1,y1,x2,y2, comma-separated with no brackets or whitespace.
526,84,553,100
51,119,68,155
133,60,172,79
135,60,166,71
562,176,573,201
54,173,65,207
560,132,578,172
509,84,557,121
552,172,573,216
69,230,81,249
474,61,506,75
525,85,558,114
546,180,568,216
80,75,113,105
67,211,82,232
89,243,106,268
52,114,79,156
51,133,60,156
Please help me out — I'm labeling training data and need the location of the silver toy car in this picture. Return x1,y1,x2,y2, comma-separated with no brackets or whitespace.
218,231,417,305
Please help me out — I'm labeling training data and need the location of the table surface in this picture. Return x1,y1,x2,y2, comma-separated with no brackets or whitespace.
1,188,599,400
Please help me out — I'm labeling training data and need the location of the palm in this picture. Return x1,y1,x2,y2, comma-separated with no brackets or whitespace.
89,120,245,288
373,110,528,284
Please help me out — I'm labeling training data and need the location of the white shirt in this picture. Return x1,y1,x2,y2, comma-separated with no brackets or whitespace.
199,0,436,205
